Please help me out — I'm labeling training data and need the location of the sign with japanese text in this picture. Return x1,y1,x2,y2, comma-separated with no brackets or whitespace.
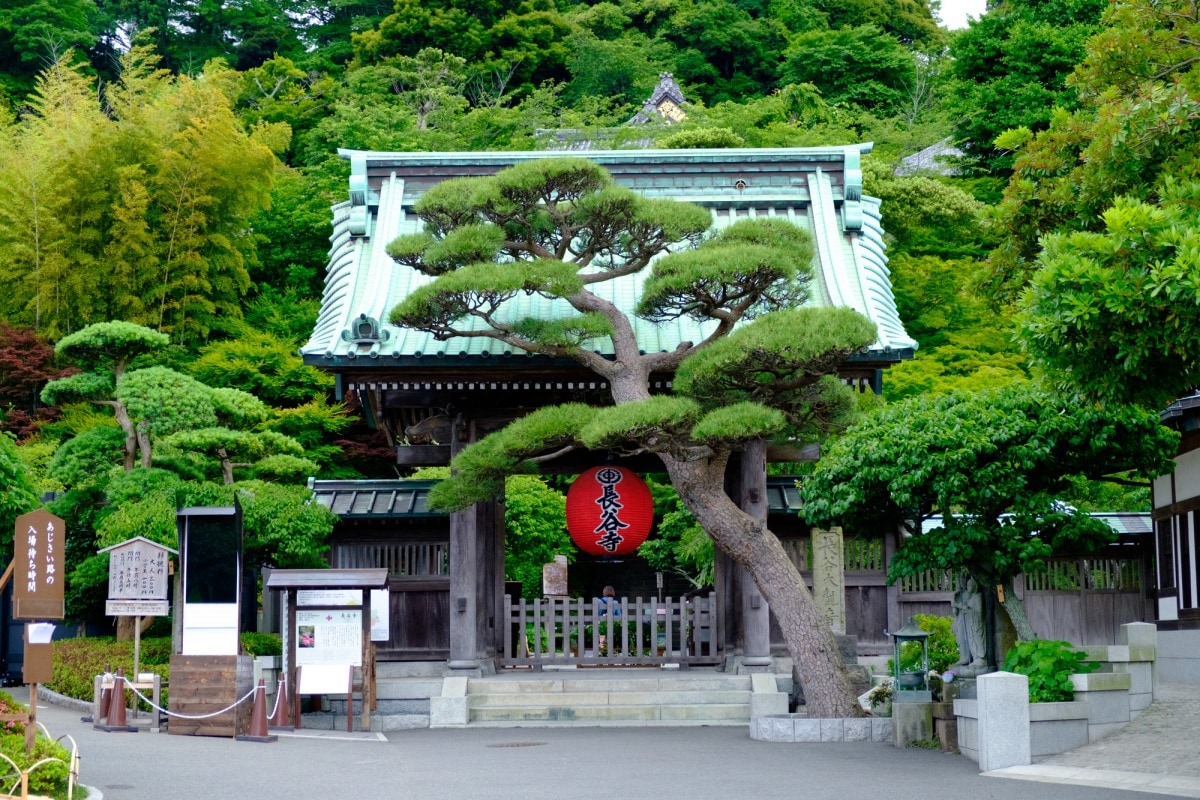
106,599,170,616
104,537,173,602
13,509,65,620
295,609,363,666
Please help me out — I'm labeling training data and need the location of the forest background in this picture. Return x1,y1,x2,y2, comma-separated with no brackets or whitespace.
0,0,1189,625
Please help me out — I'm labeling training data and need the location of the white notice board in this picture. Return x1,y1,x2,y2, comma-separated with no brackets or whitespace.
296,609,362,666
298,664,353,695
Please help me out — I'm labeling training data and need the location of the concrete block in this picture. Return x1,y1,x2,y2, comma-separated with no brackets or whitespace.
1113,661,1154,696
1129,691,1153,713
758,716,795,742
429,696,468,727
1119,622,1157,647
844,718,872,742
1027,700,1086,722
891,701,932,748
976,671,1030,771
1028,702,1088,757
794,718,822,742
750,673,777,694
443,676,468,697
1126,644,1157,662
1079,690,1130,726
871,718,894,743
1030,718,1089,756
820,718,845,742
1070,672,1130,692
751,692,788,718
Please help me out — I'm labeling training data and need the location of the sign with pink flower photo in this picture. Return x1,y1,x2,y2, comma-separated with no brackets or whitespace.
295,609,362,666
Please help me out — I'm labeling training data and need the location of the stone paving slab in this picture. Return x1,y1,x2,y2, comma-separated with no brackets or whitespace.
1038,683,1200,777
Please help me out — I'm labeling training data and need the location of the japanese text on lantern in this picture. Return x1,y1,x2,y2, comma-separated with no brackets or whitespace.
13,509,65,620
593,467,630,553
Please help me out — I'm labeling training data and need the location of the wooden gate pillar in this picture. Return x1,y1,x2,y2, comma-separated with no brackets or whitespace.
448,415,480,669
738,441,772,666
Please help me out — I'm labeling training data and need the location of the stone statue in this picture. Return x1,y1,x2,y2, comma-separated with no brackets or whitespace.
952,575,986,667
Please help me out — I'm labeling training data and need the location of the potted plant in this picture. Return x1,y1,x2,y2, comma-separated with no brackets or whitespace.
867,678,894,717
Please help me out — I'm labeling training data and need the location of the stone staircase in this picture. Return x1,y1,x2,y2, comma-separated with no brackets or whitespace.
454,670,759,727
304,666,789,730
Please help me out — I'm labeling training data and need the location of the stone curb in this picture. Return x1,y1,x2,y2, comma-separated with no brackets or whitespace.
750,714,894,743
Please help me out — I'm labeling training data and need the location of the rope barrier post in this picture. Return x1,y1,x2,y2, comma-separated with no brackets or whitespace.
95,669,137,733
235,680,277,743
268,676,292,730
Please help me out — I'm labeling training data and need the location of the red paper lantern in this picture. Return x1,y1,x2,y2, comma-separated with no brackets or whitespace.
565,467,654,556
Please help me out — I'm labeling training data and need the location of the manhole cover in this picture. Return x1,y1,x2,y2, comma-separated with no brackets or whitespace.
487,742,546,749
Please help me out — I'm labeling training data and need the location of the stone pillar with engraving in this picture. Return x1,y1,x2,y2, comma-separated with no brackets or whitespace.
811,527,846,634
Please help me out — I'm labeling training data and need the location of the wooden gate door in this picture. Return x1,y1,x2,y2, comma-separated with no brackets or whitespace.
333,538,450,660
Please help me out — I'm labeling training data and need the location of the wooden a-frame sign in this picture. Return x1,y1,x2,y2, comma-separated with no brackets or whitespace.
14,509,64,620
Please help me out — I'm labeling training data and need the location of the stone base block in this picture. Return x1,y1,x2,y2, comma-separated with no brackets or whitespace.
429,696,468,727
891,701,933,748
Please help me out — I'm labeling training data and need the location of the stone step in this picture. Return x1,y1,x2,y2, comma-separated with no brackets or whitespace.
469,689,751,708
467,676,752,694
470,703,751,724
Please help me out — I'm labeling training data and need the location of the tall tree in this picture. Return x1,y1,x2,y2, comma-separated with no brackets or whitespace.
946,0,1106,176
0,0,96,102
0,47,281,343
0,322,72,438
41,321,170,470
385,158,876,717
802,385,1178,640
0,431,39,560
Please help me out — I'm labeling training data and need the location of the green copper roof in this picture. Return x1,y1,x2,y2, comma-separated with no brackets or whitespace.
302,147,917,365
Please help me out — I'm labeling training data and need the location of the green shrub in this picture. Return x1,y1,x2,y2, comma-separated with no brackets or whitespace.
49,637,172,709
241,632,282,657
1002,640,1098,702
0,694,73,799
889,614,960,675
913,614,959,674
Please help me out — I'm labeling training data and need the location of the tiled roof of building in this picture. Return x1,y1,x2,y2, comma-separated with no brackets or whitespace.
301,146,917,366
308,477,804,519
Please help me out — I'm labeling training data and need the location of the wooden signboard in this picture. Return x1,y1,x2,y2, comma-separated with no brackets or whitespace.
13,509,64,620
102,536,174,606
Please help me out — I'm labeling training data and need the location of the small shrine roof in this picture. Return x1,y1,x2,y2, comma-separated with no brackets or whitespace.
309,479,438,518
264,568,389,590
301,146,917,369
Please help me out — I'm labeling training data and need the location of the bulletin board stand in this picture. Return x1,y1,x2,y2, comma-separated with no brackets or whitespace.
264,569,387,734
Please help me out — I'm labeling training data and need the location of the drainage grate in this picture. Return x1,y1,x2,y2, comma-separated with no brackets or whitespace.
487,741,547,749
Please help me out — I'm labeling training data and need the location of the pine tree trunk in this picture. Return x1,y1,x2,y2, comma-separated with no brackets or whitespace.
662,454,863,718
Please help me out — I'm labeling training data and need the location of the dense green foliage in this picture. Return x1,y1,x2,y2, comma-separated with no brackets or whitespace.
803,385,1178,637
0,0,1183,663
1002,639,1097,702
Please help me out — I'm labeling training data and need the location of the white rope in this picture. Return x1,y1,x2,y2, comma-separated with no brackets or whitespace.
269,677,286,721
125,683,257,720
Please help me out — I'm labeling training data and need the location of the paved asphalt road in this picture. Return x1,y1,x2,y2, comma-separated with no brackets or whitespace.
20,691,1170,800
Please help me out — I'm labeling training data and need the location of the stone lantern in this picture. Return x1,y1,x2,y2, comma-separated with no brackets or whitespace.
889,618,932,703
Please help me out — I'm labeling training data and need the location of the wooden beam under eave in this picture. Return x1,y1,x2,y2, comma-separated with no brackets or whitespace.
766,443,820,462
